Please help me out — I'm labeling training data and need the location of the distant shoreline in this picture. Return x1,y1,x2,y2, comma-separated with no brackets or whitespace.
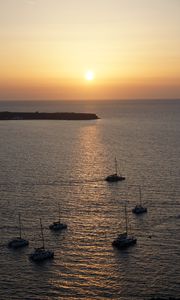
0,111,99,120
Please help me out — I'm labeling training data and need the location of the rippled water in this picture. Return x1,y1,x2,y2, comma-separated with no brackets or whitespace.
0,100,180,299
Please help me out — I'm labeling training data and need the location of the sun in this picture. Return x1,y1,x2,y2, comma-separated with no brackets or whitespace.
85,70,94,81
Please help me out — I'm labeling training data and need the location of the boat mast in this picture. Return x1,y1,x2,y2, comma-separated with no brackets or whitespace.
115,157,118,174
58,203,61,223
139,186,142,205
125,203,128,235
19,213,22,239
40,218,45,249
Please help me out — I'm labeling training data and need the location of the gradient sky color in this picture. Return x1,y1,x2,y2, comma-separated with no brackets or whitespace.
0,0,180,100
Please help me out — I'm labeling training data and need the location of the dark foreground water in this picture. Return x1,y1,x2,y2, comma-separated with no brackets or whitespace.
0,100,180,299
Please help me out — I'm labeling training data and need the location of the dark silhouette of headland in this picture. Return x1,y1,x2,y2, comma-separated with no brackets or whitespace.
0,111,99,120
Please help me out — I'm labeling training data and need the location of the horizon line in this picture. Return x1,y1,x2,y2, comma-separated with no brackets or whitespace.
0,98,180,102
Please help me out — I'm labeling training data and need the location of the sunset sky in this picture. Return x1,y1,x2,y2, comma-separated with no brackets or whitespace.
0,0,180,100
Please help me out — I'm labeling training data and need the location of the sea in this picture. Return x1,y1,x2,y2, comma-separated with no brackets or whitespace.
0,99,179,300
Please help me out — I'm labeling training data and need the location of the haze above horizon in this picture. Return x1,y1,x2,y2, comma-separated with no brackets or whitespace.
0,0,180,100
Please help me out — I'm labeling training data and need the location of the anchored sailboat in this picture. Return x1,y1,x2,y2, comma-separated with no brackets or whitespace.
8,213,29,249
29,218,54,262
132,186,147,214
49,203,67,231
105,157,125,182
112,202,137,248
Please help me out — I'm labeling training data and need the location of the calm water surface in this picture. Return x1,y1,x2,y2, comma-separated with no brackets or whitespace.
0,100,180,299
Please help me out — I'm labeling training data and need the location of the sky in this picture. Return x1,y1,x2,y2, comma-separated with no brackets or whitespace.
0,0,180,100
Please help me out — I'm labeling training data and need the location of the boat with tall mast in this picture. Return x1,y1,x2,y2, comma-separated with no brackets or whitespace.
49,203,67,231
8,213,29,249
112,202,137,248
132,186,147,214
29,218,54,262
105,157,125,182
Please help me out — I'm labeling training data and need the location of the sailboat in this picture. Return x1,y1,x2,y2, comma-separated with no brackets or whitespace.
112,202,137,248
105,157,125,182
49,203,67,231
132,186,147,214
8,213,29,249
29,218,54,262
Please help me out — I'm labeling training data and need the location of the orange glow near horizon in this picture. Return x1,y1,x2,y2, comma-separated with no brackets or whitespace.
0,0,180,100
